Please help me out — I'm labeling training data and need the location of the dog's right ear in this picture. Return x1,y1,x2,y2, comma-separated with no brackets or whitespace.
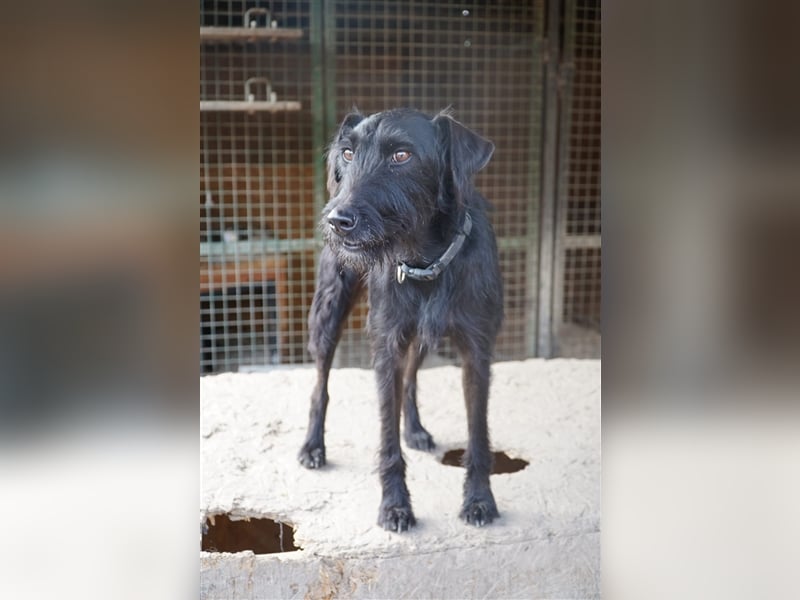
339,111,364,133
327,111,365,195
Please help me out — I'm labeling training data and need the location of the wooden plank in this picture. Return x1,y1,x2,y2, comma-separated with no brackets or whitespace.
200,256,291,360
200,257,285,293
563,235,601,249
200,27,303,42
200,100,302,113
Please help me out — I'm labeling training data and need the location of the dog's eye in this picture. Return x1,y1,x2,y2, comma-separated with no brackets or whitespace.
392,150,412,164
342,148,354,163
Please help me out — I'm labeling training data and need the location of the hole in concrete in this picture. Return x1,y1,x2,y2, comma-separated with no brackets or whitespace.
201,514,299,554
441,449,529,474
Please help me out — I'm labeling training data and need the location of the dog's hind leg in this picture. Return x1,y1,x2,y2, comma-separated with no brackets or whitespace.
402,342,435,451
456,340,500,526
298,246,363,469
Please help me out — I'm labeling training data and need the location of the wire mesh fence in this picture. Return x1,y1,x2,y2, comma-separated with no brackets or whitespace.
199,0,600,373
325,0,545,367
200,1,316,372
555,0,601,357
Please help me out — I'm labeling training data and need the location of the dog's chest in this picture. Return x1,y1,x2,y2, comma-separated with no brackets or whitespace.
368,273,452,344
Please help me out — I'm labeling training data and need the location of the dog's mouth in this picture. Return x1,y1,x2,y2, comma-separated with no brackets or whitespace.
341,239,364,251
331,235,380,253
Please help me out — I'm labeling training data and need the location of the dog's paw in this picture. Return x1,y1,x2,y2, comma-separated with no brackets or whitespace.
404,427,435,452
460,496,500,527
378,503,417,532
298,443,326,469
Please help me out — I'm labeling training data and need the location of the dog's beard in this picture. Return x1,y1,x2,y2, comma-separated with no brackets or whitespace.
324,232,392,274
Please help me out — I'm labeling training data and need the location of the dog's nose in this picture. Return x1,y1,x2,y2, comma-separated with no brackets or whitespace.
327,208,357,235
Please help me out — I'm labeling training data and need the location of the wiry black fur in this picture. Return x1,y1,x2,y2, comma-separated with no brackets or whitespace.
298,108,503,531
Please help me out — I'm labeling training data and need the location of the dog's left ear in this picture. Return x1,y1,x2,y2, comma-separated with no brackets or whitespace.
433,112,495,207
327,110,365,195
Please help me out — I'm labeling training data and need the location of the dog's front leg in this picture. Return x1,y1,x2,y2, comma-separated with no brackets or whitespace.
299,246,363,469
375,340,416,532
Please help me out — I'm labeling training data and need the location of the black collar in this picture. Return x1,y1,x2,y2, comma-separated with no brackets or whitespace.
396,212,473,284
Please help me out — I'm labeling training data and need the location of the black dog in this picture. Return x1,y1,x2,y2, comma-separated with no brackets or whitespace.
298,108,503,531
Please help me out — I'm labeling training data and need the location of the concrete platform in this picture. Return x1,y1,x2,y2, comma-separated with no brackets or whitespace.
201,359,601,599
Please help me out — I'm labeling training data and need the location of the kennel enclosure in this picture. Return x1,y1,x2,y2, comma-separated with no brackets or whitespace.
200,0,601,372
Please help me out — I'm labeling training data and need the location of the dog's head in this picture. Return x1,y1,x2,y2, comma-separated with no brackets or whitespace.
322,108,494,272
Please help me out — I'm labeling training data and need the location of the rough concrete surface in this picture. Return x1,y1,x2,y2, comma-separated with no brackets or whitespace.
201,359,601,599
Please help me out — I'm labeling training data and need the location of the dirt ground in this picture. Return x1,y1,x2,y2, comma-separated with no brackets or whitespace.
201,358,600,598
